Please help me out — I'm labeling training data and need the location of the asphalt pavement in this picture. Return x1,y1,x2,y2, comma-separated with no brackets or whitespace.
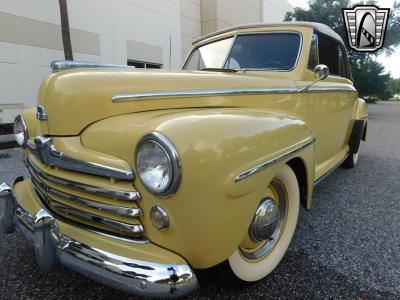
0,102,399,299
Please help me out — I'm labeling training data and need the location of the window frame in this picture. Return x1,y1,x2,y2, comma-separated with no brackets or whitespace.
183,31,303,72
183,36,235,70
310,31,353,81
307,33,320,71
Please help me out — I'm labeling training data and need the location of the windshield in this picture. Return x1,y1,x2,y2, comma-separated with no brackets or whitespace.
183,33,301,71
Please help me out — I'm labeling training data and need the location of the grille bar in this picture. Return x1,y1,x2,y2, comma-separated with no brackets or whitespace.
46,199,143,234
28,158,140,201
33,186,143,234
30,174,141,218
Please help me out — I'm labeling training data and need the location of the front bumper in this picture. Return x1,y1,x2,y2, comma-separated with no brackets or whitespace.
0,180,198,298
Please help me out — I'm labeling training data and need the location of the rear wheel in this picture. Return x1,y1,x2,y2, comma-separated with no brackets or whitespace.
228,164,299,282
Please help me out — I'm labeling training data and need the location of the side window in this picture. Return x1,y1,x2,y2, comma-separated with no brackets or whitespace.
308,33,318,70
317,33,339,76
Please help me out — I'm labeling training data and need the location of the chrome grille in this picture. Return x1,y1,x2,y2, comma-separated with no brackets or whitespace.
27,157,144,236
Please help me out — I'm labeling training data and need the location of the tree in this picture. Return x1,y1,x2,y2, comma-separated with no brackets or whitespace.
59,0,73,60
390,78,400,100
284,0,400,99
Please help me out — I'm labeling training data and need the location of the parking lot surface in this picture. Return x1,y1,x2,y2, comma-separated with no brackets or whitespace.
0,102,399,299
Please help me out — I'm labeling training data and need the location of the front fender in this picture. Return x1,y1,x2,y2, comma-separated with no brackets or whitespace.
81,108,314,268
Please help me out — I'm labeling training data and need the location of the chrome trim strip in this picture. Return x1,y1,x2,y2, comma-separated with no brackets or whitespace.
234,137,315,182
31,136,134,181
85,228,148,244
112,86,357,102
307,87,357,93
51,60,133,73
112,88,299,102
27,158,140,201
29,172,141,218
11,205,197,297
36,105,48,121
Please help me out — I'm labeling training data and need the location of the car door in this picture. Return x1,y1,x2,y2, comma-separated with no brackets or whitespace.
305,32,357,178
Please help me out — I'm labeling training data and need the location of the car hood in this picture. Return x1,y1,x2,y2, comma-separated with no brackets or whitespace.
38,68,296,136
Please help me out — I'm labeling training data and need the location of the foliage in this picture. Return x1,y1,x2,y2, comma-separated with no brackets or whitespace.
390,78,400,100
284,0,400,99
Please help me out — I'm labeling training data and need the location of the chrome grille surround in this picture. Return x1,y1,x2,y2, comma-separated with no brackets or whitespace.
26,154,144,235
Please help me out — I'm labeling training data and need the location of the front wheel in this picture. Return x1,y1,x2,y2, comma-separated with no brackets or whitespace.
228,164,300,282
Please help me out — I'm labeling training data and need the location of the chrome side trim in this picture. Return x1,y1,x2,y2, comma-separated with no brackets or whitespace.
112,86,357,102
27,158,140,201
51,60,133,73
112,88,299,102
36,105,48,120
30,136,134,181
307,87,357,93
29,172,141,218
11,204,197,297
234,137,315,182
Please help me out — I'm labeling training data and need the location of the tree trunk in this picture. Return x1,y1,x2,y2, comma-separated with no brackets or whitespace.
59,0,73,60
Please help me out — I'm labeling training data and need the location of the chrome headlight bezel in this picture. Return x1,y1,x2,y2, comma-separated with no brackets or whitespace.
135,132,181,197
13,115,28,148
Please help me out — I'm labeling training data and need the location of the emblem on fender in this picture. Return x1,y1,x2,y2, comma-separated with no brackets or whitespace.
342,5,390,52
36,105,48,120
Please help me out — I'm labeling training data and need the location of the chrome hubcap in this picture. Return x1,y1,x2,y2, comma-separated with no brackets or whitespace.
240,179,287,260
249,198,280,242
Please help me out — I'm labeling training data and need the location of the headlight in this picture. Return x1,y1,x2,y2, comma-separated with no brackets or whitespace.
135,132,181,197
14,115,28,148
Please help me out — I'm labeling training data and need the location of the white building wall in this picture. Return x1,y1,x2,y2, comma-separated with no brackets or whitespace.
0,0,182,123
180,0,201,63
0,0,295,124
262,0,294,22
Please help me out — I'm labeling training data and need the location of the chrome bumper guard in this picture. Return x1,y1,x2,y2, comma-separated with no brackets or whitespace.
0,182,198,298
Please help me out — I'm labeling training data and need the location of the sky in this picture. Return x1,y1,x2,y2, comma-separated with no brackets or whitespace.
286,0,400,78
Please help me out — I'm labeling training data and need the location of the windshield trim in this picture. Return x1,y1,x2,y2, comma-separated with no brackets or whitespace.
183,31,303,72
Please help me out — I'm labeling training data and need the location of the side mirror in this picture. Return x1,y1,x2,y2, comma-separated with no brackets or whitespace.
300,64,330,93
314,64,329,80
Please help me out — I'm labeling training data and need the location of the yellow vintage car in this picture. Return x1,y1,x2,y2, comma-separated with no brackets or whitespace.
0,22,367,297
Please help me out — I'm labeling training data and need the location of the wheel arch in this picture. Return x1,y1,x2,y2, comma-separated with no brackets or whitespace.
287,157,308,209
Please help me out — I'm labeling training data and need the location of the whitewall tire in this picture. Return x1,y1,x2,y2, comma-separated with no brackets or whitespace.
228,164,300,282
